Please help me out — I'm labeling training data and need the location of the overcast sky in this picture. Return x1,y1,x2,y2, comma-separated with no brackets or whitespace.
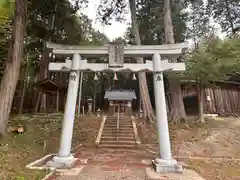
80,0,131,40
79,0,223,41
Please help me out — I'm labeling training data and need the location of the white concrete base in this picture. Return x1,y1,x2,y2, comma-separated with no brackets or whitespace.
26,154,56,170
56,165,84,176
146,167,205,180
152,158,183,173
46,155,77,168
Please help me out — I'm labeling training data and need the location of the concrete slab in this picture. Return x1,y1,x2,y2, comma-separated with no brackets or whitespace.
56,166,84,176
146,167,205,180
141,160,189,167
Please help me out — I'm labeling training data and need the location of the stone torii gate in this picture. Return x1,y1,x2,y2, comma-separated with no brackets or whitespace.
46,42,188,173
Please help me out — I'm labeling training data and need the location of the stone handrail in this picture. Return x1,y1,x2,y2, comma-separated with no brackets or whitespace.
131,116,141,144
95,116,106,145
116,105,120,143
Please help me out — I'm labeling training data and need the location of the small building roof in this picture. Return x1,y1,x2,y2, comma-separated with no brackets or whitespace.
35,78,65,92
104,89,136,101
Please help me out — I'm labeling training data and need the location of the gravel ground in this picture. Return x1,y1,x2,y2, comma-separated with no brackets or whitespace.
55,147,204,180
57,165,149,180
57,148,151,180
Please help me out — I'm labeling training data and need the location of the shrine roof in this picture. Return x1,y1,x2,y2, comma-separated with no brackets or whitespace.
35,78,65,91
104,89,136,101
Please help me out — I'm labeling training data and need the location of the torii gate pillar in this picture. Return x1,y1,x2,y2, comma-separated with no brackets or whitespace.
47,54,80,167
152,53,182,173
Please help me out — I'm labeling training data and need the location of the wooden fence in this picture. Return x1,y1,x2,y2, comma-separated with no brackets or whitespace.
182,81,240,114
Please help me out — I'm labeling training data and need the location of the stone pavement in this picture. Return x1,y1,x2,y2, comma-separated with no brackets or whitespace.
54,147,205,180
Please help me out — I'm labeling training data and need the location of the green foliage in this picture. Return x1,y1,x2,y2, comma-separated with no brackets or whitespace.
121,0,188,45
22,0,108,80
184,37,240,84
0,0,14,25
16,176,25,180
0,18,11,79
134,0,187,44
0,0,108,105
208,0,240,35
185,0,211,42
97,0,127,25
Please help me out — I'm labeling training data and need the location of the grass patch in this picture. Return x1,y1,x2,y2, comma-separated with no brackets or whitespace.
135,117,213,144
0,114,101,180
0,131,51,180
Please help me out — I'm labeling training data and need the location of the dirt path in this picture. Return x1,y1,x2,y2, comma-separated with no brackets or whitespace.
54,148,152,180
53,147,204,180
50,117,240,180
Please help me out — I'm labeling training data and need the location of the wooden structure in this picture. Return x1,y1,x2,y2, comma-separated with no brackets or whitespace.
104,89,136,116
34,78,66,113
181,80,240,115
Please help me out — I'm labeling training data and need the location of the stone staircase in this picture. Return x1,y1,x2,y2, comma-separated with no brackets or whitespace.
99,115,137,148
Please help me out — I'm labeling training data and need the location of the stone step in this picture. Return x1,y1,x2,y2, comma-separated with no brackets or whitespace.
119,129,134,132
102,132,134,137
107,116,130,118
106,120,132,123
101,136,135,141
105,124,133,127
104,125,133,128
106,118,129,121
100,141,136,145
105,120,131,122
103,131,134,134
102,132,135,137
102,129,134,133
106,117,130,120
103,127,133,130
99,144,137,149
101,136,135,140
106,120,131,123
104,123,132,128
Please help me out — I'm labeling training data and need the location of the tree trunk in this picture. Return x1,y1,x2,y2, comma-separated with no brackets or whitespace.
40,47,48,113
164,0,187,124
35,91,41,113
56,90,59,112
129,0,154,122
40,93,47,112
0,0,27,136
93,82,96,114
39,6,57,112
18,76,27,114
18,64,29,114
197,82,205,123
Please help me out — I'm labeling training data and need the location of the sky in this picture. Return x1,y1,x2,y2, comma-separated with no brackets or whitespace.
81,0,130,40
78,0,224,41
